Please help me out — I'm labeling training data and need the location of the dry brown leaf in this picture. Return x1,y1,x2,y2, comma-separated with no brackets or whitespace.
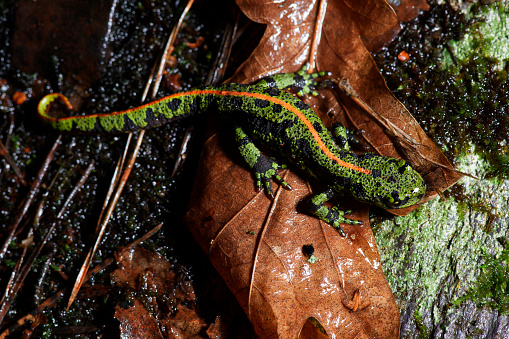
187,0,460,337
186,135,400,337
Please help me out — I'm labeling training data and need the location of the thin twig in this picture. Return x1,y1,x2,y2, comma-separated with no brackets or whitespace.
150,0,196,99
0,113,18,185
0,289,66,339
0,231,30,323
0,161,94,325
0,223,163,338
126,223,164,249
0,135,62,260
171,10,237,176
66,137,144,309
67,0,196,309
0,138,25,185
205,10,238,86
308,0,327,71
171,125,194,177
95,134,131,234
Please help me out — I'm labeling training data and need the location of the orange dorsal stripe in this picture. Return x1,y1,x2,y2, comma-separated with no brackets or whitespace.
49,89,371,175
186,89,371,175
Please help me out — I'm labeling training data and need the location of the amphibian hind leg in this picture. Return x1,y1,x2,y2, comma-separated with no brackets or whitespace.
307,188,362,236
234,126,291,198
256,64,328,96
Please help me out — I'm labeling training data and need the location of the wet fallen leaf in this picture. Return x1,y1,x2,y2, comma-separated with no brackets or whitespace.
112,246,207,338
362,0,430,51
206,316,229,338
187,134,399,338
186,0,461,338
393,0,430,22
115,298,165,339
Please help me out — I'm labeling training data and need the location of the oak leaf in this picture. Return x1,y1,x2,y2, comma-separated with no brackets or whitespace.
186,0,461,337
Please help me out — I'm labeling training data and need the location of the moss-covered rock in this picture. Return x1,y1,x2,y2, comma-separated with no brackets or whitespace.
375,1,509,337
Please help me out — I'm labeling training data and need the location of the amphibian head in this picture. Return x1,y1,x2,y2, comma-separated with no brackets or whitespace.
352,155,426,210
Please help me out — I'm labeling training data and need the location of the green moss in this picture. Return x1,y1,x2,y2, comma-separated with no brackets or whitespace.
3,259,16,268
374,1,509,179
372,1,509,335
9,135,20,150
453,245,509,314
413,310,428,338
376,151,509,334
445,1,509,70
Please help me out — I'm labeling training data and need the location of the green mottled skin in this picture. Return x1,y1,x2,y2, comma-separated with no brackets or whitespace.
38,67,426,235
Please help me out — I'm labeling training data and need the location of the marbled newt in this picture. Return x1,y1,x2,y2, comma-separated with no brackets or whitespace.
38,67,426,235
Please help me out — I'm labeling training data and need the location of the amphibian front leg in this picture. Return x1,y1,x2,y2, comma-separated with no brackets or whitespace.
307,188,362,236
256,64,328,96
234,126,291,197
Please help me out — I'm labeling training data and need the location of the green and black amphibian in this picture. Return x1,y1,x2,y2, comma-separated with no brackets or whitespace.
38,67,426,235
